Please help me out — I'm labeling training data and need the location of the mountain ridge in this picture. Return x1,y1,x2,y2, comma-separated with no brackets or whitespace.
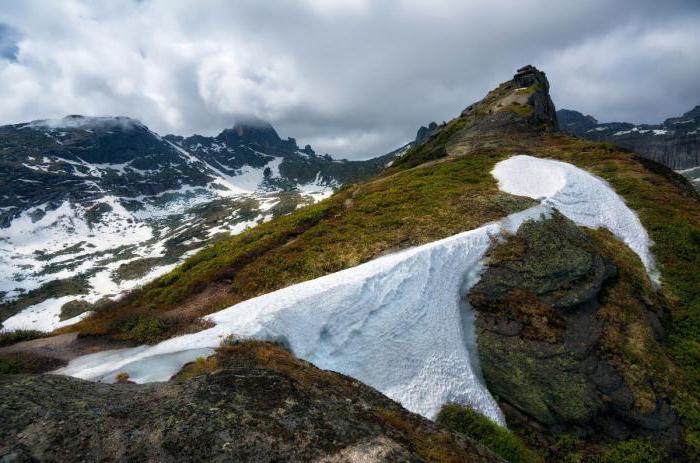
557,106,700,190
2,66,700,462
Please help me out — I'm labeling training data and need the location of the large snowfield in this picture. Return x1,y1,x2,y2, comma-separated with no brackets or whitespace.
56,155,657,423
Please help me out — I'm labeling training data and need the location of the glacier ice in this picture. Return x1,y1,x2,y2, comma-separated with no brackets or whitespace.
56,154,658,424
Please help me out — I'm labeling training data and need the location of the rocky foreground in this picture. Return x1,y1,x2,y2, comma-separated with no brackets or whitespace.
0,341,501,462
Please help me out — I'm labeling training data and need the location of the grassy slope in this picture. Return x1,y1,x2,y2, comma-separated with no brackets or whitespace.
67,152,535,340
59,116,700,457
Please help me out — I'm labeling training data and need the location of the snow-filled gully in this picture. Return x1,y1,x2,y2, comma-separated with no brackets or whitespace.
56,155,657,425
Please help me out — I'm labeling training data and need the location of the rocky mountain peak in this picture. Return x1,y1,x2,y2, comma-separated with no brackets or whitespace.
216,119,300,156
230,119,278,138
512,64,558,131
459,65,558,134
682,105,700,118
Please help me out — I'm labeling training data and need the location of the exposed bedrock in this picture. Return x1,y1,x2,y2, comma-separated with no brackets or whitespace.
0,342,502,462
468,213,683,454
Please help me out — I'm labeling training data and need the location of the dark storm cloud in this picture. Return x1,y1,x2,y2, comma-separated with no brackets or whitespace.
0,0,698,158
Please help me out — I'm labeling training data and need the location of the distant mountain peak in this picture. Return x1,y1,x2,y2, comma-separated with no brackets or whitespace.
25,115,143,132
681,105,700,119
556,106,700,174
231,118,277,135
214,119,295,156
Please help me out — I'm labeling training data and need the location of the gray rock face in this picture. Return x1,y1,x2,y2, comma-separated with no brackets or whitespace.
557,107,700,172
513,65,559,131
415,121,439,144
0,342,501,463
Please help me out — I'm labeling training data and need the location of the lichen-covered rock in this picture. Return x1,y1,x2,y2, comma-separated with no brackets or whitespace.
468,214,683,456
0,341,502,463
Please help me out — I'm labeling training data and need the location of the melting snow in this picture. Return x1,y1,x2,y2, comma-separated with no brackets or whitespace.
492,155,658,282
56,215,516,423
56,154,659,424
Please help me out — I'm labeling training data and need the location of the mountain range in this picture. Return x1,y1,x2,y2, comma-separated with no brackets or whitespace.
557,107,700,189
0,116,424,330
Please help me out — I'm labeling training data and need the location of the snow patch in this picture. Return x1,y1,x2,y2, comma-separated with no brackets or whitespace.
1,296,92,332
492,155,658,282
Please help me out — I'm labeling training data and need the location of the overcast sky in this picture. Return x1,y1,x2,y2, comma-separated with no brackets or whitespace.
1,1,699,159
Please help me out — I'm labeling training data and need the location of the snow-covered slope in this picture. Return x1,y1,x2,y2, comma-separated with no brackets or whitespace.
56,155,657,423
1,116,401,331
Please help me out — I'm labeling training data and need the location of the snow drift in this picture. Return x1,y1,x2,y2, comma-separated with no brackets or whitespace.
492,155,658,281
57,155,657,424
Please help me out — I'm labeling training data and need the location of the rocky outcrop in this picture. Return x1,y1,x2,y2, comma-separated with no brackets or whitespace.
415,122,439,144
468,214,683,455
0,341,502,462
459,65,558,134
512,65,558,131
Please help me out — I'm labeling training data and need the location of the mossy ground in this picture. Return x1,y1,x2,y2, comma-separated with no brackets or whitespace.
0,329,46,347
59,299,92,321
437,403,542,463
0,352,64,374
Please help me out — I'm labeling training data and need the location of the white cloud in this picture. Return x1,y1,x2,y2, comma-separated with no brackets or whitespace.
0,0,698,157
196,48,304,120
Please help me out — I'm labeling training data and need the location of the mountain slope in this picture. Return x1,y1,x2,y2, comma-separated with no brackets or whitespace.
558,107,700,190
0,116,403,331
4,66,700,461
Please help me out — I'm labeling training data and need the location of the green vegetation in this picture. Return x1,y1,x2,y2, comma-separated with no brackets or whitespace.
115,316,168,344
0,329,46,347
113,256,168,282
376,407,489,463
391,117,466,169
437,403,541,463
175,355,219,380
59,299,92,321
69,152,535,340
503,101,534,117
0,352,64,374
598,438,663,463
0,276,90,323
270,191,312,218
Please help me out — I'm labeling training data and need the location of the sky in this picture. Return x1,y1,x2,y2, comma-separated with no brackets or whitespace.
1,0,699,159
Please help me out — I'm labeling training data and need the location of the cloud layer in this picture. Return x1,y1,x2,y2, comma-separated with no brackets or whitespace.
1,0,698,158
